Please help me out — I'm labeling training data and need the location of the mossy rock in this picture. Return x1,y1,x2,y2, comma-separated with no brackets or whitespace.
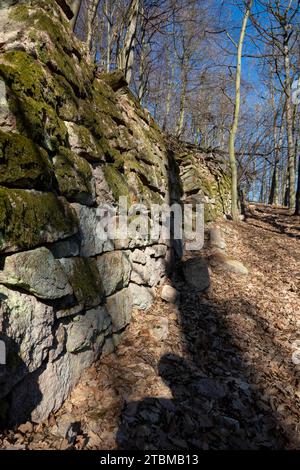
53,148,95,206
65,121,105,162
0,52,68,151
9,1,93,97
53,74,79,121
92,86,125,125
180,152,231,220
0,49,79,123
8,3,30,22
92,78,119,105
103,165,129,202
128,172,163,206
60,257,104,308
9,94,68,152
98,70,128,92
31,11,92,97
99,137,123,167
0,130,54,190
0,51,54,106
78,101,107,140
0,188,78,253
125,154,163,191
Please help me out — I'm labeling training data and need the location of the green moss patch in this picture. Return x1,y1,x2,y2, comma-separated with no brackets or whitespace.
60,257,104,308
32,11,92,97
0,51,50,104
0,130,54,190
9,95,67,152
103,165,129,201
8,3,30,22
53,148,95,205
0,188,78,252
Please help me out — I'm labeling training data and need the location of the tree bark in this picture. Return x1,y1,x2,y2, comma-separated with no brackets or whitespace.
104,0,112,72
228,0,253,221
163,57,174,132
176,66,188,137
295,153,300,215
117,0,140,84
269,119,283,205
283,27,296,209
86,0,101,54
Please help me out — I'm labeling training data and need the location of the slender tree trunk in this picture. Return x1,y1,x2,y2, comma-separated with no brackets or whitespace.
105,0,111,72
138,48,147,102
269,119,283,205
283,28,296,209
283,165,290,207
117,0,140,84
176,66,188,137
138,19,147,103
260,159,267,203
86,0,101,54
228,0,253,221
295,154,300,215
163,59,174,132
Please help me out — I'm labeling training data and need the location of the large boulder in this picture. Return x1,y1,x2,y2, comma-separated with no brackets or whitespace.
0,247,73,299
8,305,112,424
0,189,78,253
9,348,98,424
0,285,54,399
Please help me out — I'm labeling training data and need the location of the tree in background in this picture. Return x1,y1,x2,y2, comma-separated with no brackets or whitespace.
67,0,300,217
228,0,253,221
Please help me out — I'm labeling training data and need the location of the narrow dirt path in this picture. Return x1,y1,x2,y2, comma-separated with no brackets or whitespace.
1,205,300,450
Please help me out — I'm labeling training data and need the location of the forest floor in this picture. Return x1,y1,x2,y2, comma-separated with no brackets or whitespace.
1,204,300,450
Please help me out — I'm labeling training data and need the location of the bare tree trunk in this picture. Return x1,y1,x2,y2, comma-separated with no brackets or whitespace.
283,27,296,210
283,165,290,207
117,0,140,84
104,0,112,72
295,115,300,214
269,119,283,205
86,0,101,54
163,58,174,132
260,159,267,203
228,0,253,221
295,154,300,215
138,14,147,103
176,67,188,137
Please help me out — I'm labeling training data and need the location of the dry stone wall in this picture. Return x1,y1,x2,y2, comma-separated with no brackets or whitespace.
0,0,231,425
